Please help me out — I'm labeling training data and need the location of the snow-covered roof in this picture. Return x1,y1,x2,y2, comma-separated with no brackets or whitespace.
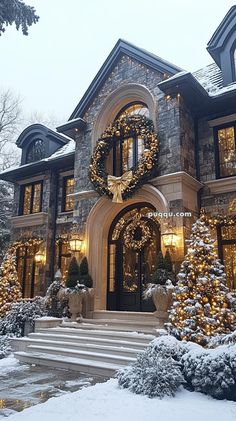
165,62,236,97
46,139,75,161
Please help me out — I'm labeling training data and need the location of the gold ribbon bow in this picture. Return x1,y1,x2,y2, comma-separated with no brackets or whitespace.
107,171,133,203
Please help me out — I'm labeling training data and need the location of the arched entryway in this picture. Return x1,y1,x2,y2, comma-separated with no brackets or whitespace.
107,203,161,312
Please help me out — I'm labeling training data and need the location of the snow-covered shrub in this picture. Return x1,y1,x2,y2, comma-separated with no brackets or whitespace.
182,344,236,400
45,278,68,318
208,330,236,347
117,336,185,398
0,335,11,359
0,297,47,337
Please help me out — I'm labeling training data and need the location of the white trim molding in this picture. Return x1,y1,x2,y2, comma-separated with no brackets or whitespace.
205,176,236,194
208,113,236,128
151,171,204,192
11,212,48,228
70,190,99,201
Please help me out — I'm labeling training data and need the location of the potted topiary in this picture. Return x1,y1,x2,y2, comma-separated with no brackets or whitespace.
143,250,175,319
59,257,87,322
79,256,93,288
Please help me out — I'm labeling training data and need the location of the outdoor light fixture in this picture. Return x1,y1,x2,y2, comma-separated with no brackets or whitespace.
69,237,83,252
35,250,45,264
162,231,178,248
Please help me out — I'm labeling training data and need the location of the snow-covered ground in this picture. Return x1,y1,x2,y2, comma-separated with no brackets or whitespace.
6,377,236,421
0,354,28,375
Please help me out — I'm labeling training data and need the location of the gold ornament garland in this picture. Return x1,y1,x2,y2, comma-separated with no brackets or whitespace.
89,115,158,202
123,218,151,250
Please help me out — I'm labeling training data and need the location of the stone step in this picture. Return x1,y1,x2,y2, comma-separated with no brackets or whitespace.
37,327,155,343
27,332,148,349
11,337,144,357
93,310,157,322
26,344,136,366
14,352,120,377
61,321,159,334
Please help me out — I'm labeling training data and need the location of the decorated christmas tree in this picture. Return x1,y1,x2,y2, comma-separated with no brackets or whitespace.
168,218,236,345
0,246,22,318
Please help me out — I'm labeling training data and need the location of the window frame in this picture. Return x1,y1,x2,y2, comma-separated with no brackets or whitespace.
214,121,236,179
217,224,236,289
61,175,74,213
19,180,43,215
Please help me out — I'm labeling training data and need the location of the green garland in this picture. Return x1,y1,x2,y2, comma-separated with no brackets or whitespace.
89,115,158,201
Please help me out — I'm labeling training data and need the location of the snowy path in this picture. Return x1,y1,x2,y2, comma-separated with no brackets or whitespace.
6,377,236,421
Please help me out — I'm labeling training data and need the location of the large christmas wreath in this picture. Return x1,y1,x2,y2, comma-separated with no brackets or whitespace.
123,217,151,250
89,115,158,203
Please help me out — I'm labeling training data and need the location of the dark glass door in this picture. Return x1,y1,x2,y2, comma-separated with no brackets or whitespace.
107,204,160,312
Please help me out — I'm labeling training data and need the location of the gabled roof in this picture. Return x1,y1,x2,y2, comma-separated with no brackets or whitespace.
16,123,71,149
69,39,182,120
207,6,236,66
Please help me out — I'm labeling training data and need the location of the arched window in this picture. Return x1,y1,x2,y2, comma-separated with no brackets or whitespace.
110,102,149,176
233,48,236,79
26,139,46,163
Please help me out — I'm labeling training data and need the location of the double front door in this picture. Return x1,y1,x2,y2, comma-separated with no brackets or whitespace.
107,204,160,312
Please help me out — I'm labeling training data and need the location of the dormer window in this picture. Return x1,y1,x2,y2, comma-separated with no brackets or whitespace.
26,139,46,163
109,102,149,176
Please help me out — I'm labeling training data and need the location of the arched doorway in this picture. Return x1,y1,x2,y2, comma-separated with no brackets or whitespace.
107,203,161,312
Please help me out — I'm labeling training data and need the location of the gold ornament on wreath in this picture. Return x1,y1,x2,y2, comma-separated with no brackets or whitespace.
89,115,159,203
123,217,151,250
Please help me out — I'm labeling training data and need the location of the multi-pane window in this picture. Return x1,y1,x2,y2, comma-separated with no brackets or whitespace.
17,245,41,298
62,176,74,212
56,241,71,282
21,182,42,215
218,224,236,290
216,125,236,177
109,102,149,176
26,139,46,163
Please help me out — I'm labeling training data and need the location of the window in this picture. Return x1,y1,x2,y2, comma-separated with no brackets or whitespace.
62,176,74,212
26,139,46,163
215,124,236,177
233,49,236,80
109,102,149,176
56,241,71,282
20,182,43,215
17,245,42,298
218,224,236,289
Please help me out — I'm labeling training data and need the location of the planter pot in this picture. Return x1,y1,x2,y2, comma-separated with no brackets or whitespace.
151,283,174,319
68,293,83,322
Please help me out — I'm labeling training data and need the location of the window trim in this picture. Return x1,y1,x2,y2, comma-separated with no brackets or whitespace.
62,175,74,213
214,121,236,179
217,224,236,289
19,180,43,215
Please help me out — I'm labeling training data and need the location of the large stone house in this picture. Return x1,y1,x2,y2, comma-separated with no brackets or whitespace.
1,7,236,313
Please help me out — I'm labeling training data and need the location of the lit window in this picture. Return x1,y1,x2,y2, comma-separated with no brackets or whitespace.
21,182,42,215
220,224,236,289
216,125,236,177
109,102,149,176
17,245,42,298
56,241,72,282
63,177,74,212
26,139,46,163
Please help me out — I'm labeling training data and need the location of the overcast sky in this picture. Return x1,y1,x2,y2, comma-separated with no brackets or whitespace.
1,0,236,127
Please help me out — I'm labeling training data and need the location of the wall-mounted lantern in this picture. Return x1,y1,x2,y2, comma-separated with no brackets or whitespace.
69,237,83,252
35,250,46,264
162,230,178,248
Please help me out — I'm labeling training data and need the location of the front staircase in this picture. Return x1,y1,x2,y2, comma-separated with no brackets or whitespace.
12,311,163,377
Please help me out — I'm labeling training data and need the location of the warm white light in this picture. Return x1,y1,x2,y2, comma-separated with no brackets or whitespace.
69,238,83,252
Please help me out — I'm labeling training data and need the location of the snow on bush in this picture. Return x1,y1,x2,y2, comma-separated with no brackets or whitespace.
117,336,185,398
208,330,236,347
182,344,236,400
0,297,47,358
0,297,47,337
0,335,11,359
118,334,236,401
